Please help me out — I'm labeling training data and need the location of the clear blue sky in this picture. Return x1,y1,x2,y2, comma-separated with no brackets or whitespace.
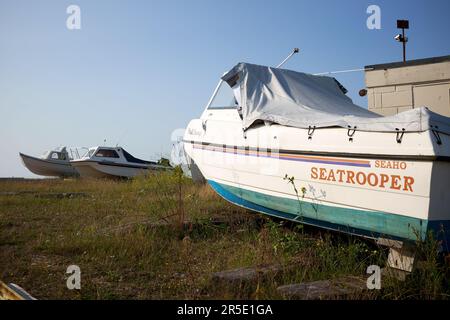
1,0,449,177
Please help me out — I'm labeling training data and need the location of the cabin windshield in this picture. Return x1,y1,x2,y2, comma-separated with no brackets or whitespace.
208,81,238,109
44,151,66,160
50,152,67,160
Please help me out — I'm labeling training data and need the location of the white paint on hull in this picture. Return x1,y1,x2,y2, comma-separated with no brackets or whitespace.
20,153,78,178
70,161,148,179
184,108,450,223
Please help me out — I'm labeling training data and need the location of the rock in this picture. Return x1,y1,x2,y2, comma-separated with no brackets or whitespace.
212,265,283,284
277,276,367,299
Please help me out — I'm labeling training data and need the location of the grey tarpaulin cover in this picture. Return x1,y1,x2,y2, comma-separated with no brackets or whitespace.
221,62,450,134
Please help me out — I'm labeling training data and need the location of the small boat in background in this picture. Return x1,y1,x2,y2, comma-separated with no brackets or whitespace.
70,146,170,179
19,146,79,178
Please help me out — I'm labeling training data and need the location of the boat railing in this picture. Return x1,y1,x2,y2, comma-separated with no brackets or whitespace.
68,147,89,160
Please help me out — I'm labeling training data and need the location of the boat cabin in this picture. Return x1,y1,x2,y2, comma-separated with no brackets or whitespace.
81,146,155,165
42,147,71,161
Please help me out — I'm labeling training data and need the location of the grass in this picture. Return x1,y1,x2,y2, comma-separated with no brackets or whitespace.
0,171,449,300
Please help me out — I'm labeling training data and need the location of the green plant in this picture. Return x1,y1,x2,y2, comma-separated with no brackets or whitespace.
283,174,306,219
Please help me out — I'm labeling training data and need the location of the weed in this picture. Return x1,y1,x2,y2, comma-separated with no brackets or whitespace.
0,175,448,299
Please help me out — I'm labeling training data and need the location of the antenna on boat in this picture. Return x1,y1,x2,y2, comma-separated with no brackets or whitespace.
276,48,300,68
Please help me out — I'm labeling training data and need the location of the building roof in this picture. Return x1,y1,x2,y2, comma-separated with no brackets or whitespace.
365,55,450,71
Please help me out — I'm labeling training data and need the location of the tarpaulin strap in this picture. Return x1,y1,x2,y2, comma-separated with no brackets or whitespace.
347,126,357,142
308,126,316,140
432,130,442,145
396,128,406,144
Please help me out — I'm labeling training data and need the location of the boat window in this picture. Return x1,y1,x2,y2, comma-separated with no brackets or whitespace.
95,149,120,158
50,152,67,160
208,81,238,109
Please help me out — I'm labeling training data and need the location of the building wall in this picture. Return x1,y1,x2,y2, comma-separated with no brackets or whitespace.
365,60,450,116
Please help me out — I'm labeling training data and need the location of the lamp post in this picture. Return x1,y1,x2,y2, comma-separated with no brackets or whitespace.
395,20,409,62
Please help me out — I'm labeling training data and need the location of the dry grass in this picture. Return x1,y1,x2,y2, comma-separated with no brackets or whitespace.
0,173,448,300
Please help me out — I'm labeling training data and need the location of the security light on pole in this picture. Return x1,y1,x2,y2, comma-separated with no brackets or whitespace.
395,19,409,62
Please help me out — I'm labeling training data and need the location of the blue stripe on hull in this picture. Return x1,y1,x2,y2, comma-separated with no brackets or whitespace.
194,145,371,168
207,180,450,246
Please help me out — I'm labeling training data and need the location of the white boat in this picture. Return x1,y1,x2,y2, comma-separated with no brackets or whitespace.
70,146,169,179
20,147,79,178
184,62,450,250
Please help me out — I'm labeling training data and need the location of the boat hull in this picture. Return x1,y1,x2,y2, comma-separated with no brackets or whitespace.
184,113,450,246
19,153,79,178
70,160,150,179
209,179,450,243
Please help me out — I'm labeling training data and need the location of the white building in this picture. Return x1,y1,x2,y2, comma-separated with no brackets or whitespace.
365,55,450,116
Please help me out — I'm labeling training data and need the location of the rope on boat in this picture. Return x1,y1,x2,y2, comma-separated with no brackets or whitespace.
313,68,373,76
